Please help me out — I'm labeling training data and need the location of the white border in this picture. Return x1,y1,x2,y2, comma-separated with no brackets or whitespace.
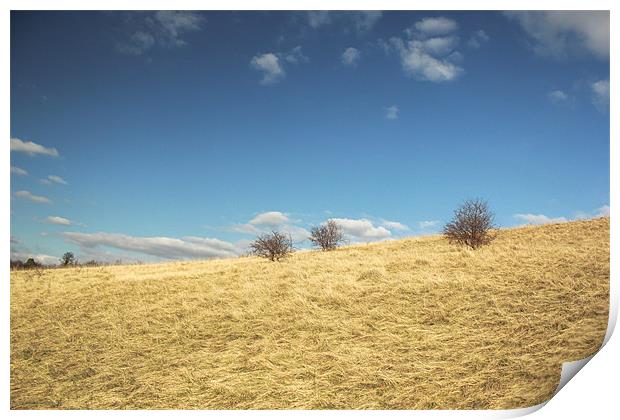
3,1,616,418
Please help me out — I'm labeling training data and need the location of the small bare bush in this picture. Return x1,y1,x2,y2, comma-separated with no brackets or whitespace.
443,199,496,249
309,220,345,251
250,231,294,261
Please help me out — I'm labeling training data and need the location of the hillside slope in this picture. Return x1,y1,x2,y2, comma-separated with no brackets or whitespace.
10,217,610,409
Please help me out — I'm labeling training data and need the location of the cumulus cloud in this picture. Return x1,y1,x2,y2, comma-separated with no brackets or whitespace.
387,17,464,82
331,218,391,242
505,11,609,59
11,166,28,176
117,11,204,55
596,205,610,217
229,211,309,242
384,105,399,120
44,216,72,226
249,211,290,226
250,47,309,84
467,29,490,48
514,213,568,225
352,11,383,33
250,53,286,85
381,220,409,231
14,190,52,204
10,138,59,157
341,47,361,66
591,79,609,110
63,232,238,260
419,220,440,230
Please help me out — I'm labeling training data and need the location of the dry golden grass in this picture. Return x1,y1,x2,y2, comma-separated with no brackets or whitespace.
10,217,609,409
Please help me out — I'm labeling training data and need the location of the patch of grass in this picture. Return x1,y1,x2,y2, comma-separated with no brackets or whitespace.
10,217,609,409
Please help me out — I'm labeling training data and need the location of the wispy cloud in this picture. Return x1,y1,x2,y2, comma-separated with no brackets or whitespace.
341,47,361,66
40,175,68,186
514,213,568,225
414,17,458,36
419,220,440,230
591,79,609,111
384,105,399,120
10,166,28,176
505,11,609,59
305,11,382,33
10,138,59,157
467,29,490,49
381,220,409,231
13,190,52,204
63,232,239,260
44,216,75,226
116,11,205,55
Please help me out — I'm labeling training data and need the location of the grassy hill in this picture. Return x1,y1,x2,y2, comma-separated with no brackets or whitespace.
10,217,609,409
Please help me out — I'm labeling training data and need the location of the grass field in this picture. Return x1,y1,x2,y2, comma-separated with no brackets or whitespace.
10,217,610,409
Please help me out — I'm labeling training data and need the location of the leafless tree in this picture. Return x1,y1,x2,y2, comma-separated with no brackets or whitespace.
309,220,345,251
250,231,294,261
443,199,497,249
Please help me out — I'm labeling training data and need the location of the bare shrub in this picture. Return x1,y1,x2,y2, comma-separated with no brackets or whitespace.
443,199,496,249
309,220,345,251
250,231,294,261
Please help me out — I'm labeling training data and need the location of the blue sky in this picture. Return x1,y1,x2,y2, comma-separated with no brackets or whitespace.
10,11,610,264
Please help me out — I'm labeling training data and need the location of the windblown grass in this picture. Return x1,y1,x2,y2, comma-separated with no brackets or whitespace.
10,217,609,409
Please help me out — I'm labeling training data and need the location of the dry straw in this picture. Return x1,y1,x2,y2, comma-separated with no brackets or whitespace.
10,217,609,409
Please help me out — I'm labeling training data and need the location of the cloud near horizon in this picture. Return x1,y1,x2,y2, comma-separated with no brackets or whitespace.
62,231,240,260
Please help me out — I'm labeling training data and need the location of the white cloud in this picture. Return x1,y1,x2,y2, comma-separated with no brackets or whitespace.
41,175,68,185
10,138,59,157
384,105,399,120
514,213,568,225
10,251,58,265
414,17,458,36
44,216,72,226
505,11,609,59
596,205,610,217
388,17,464,82
14,190,52,204
331,218,391,242
574,204,610,220
251,53,286,85
117,11,204,55
341,47,361,66
419,220,440,230
63,232,238,260
548,90,570,103
11,166,28,176
381,220,409,231
249,211,290,226
467,29,490,48
591,79,609,110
